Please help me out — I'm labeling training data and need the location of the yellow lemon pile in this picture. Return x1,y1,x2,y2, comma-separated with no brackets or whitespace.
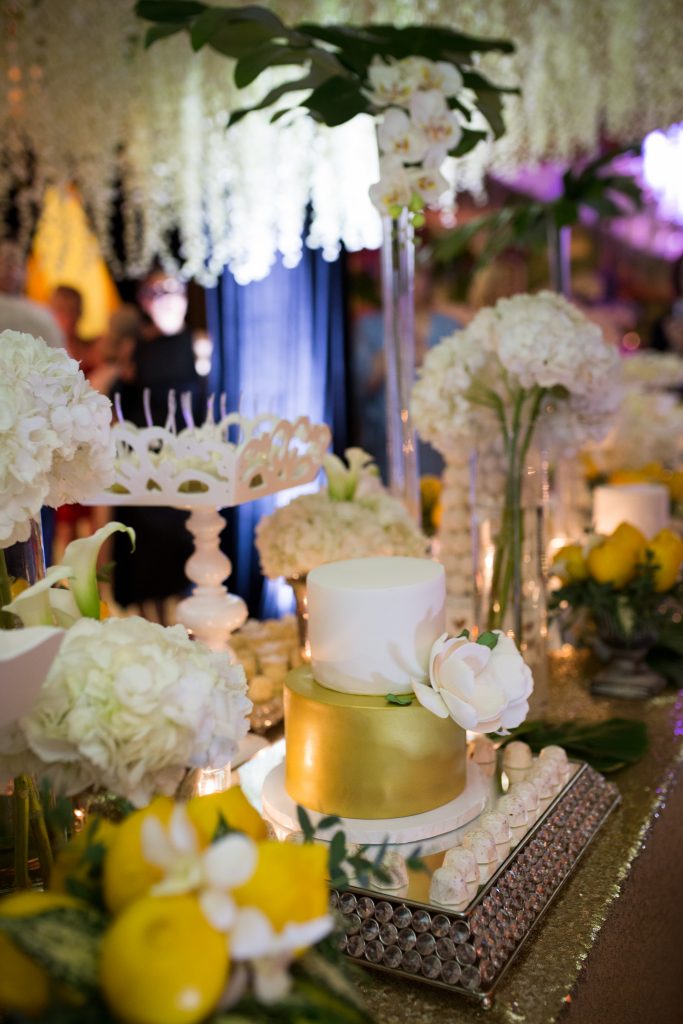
553,522,683,593
608,463,683,505
0,786,332,1024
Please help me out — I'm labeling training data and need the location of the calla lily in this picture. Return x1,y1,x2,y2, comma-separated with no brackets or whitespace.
0,626,64,726
3,566,74,627
62,522,135,618
323,448,375,501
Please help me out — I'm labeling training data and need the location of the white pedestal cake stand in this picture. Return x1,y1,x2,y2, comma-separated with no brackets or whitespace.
88,405,331,655
261,755,489,852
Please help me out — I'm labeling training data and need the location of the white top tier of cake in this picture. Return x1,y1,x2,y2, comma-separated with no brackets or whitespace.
307,556,446,696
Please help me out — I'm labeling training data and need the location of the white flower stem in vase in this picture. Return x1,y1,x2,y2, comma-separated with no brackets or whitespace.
380,210,420,522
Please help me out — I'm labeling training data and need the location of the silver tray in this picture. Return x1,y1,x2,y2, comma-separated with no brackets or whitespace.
331,762,620,1008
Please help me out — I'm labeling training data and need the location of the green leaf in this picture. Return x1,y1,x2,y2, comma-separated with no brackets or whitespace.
192,8,288,57
457,627,471,639
497,717,648,773
227,69,323,127
476,630,499,649
296,804,316,842
135,0,206,22
316,814,342,831
386,692,414,706
212,811,240,841
302,75,370,126
234,42,309,88
143,22,187,48
449,127,488,158
0,906,107,991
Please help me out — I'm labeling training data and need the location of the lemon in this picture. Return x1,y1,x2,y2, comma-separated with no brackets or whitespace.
233,840,329,932
50,816,118,896
610,522,647,556
647,529,683,593
103,797,173,914
100,895,228,1024
0,891,81,1016
552,544,588,583
587,539,636,589
186,787,267,845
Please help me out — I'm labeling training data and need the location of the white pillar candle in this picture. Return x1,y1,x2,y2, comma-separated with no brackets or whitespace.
593,483,670,538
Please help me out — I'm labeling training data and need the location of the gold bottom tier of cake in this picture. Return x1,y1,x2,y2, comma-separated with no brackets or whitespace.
284,667,466,820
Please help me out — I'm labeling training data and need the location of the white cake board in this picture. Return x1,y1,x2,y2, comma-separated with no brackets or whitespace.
262,757,490,850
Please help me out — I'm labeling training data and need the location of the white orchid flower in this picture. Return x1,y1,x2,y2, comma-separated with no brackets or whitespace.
3,566,75,627
366,56,417,108
409,90,462,152
377,108,429,163
230,905,333,1003
62,521,135,618
412,631,533,733
369,157,413,216
323,448,375,501
142,805,258,932
407,165,450,208
0,626,65,727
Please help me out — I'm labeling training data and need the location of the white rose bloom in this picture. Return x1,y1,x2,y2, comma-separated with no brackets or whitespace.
0,329,115,547
412,631,533,733
14,617,251,806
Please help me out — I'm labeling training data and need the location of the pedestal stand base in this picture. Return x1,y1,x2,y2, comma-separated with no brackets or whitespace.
591,659,667,699
262,759,489,852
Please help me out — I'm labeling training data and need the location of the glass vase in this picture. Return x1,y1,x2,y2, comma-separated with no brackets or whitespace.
0,519,46,628
380,210,420,522
286,573,310,663
471,436,549,678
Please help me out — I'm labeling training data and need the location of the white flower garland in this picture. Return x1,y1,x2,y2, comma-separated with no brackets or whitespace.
1,0,680,283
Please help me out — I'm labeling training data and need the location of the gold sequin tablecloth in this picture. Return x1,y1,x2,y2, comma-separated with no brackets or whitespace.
356,652,683,1024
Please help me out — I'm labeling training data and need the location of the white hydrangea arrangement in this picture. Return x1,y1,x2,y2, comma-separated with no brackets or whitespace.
619,350,683,391
412,292,619,635
367,56,470,220
0,329,114,547
0,615,251,807
587,387,683,476
412,291,620,456
255,448,427,579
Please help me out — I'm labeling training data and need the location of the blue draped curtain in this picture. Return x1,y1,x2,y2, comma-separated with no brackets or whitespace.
206,246,347,617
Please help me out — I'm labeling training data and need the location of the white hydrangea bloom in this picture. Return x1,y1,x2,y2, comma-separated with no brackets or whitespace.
412,292,620,457
0,330,115,547
6,617,251,806
255,490,427,579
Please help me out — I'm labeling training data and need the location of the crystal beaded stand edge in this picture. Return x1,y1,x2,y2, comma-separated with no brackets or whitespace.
331,762,619,1008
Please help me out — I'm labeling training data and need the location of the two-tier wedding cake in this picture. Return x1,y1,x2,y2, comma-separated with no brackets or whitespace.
284,556,466,820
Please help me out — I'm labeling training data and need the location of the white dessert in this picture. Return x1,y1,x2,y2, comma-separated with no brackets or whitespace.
532,757,563,791
593,482,669,539
503,741,533,772
462,828,497,864
307,557,445,695
497,795,528,827
527,766,555,799
510,781,540,815
480,811,512,846
470,735,496,765
376,850,409,890
539,745,571,781
442,846,478,883
430,866,469,907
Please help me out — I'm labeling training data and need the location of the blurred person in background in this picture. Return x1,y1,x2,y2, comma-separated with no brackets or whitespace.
111,268,203,624
0,240,64,347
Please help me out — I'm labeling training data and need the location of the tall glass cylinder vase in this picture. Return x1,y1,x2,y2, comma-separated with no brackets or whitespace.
380,211,420,522
546,217,572,297
0,519,46,627
471,435,549,691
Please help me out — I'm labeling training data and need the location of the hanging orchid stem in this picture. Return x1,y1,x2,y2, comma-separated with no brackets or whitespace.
485,386,546,642
13,774,31,889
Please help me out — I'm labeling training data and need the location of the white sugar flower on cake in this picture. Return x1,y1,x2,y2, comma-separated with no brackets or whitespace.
412,629,533,733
